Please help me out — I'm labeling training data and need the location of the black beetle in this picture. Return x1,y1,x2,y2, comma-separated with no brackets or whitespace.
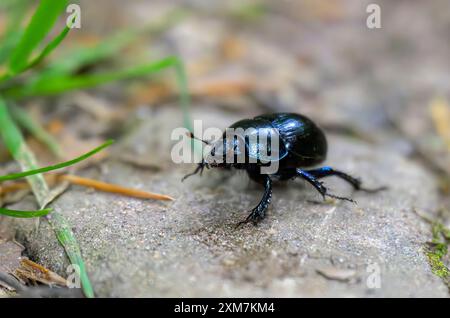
183,113,384,226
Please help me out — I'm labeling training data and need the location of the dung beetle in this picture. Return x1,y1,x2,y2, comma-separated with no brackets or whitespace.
183,113,385,226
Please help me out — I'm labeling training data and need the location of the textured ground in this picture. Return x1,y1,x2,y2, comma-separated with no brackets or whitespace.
1,0,449,297
6,106,448,297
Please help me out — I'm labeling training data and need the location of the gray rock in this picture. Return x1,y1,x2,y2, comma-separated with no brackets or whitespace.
14,107,449,297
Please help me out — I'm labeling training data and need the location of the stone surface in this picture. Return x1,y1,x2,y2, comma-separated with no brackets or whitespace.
12,107,449,297
0,240,23,273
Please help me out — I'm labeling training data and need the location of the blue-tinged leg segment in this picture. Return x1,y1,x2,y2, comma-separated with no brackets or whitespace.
304,166,386,193
304,166,361,189
296,168,355,202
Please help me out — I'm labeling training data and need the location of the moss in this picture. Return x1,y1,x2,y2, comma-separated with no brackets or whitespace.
426,245,449,279
424,221,450,287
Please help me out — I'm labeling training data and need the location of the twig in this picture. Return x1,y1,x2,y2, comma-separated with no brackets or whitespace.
1,173,175,201
60,174,174,201
0,272,83,297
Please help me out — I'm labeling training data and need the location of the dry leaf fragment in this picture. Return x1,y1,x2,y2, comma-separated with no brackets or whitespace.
15,258,67,287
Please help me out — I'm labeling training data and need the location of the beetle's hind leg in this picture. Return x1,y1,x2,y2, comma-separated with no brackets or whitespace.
296,169,355,203
304,166,386,193
237,175,272,227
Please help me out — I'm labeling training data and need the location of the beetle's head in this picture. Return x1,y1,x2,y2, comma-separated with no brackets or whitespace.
204,134,246,168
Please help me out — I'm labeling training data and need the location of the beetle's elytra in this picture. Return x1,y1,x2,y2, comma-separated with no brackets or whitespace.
184,113,385,226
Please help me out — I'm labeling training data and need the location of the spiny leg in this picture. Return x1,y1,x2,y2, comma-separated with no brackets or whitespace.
296,169,355,203
237,175,272,227
304,166,386,193
182,131,213,181
182,160,208,181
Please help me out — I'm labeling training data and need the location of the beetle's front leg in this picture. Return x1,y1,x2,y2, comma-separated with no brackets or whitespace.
237,175,272,227
182,160,208,181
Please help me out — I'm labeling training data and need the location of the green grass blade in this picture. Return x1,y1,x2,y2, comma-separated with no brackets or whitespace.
36,30,137,79
8,0,68,73
5,27,136,85
172,58,192,131
49,212,94,297
34,8,187,79
4,56,200,156
0,207,51,218
0,31,22,69
0,97,96,298
0,98,49,202
9,103,62,157
22,16,74,73
10,56,181,97
0,139,113,182
171,57,203,157
0,0,29,65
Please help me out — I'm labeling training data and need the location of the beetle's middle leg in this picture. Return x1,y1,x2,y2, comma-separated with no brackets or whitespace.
295,169,355,203
304,166,386,193
237,175,272,226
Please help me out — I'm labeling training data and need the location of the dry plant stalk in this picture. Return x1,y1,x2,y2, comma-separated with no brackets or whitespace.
59,174,174,201
14,258,67,287
0,173,174,201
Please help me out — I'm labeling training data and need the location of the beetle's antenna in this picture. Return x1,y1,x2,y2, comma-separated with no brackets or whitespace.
186,131,211,145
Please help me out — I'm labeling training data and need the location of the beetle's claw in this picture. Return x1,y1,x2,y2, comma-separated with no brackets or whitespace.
235,218,250,229
182,162,204,182
181,171,195,182
235,216,256,228
325,193,356,204
236,209,264,228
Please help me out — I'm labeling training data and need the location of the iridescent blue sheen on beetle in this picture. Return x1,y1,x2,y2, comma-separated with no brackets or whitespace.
184,113,385,226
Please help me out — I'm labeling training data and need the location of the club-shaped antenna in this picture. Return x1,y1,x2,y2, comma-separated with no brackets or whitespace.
186,131,211,145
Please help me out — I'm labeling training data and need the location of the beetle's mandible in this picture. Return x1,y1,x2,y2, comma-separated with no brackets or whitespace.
183,113,385,226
